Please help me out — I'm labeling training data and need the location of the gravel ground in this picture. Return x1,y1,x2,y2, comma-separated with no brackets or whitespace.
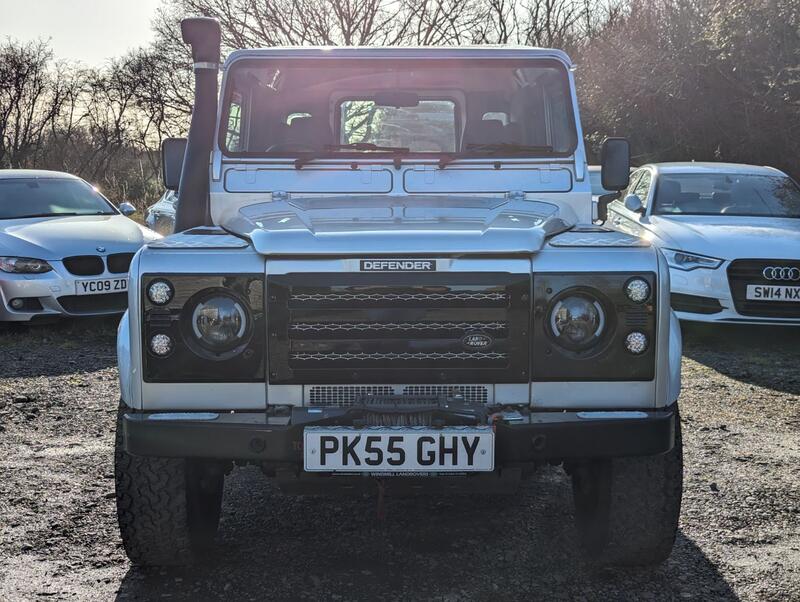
0,318,798,601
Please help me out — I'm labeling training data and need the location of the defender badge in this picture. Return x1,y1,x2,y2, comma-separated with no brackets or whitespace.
360,260,436,272
461,332,494,350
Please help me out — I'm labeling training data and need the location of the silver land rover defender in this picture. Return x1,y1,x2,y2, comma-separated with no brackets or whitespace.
115,18,683,567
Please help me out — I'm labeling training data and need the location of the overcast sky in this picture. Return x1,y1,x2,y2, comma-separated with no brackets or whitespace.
1,0,163,65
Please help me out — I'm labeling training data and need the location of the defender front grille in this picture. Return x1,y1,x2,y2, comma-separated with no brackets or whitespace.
292,351,507,362
290,321,507,334
267,272,531,385
728,259,800,318
292,291,507,304
307,384,491,407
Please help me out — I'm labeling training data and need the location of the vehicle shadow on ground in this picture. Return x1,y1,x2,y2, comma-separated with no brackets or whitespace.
682,323,800,395
0,316,119,377
115,467,737,601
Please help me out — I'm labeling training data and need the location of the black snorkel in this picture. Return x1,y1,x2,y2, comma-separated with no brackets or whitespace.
174,17,221,232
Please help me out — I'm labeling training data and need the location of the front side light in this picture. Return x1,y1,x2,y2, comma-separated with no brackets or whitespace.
625,277,651,303
150,333,173,356
625,331,648,354
0,257,53,274
549,293,606,351
661,248,723,271
147,279,174,305
191,294,249,351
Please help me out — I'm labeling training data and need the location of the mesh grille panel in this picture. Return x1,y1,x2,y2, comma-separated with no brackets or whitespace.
308,385,395,407
307,384,491,407
402,385,489,404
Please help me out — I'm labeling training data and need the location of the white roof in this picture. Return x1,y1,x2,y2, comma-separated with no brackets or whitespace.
646,162,785,176
225,46,572,68
0,169,82,180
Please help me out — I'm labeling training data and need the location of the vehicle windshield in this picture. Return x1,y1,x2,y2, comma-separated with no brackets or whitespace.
0,178,116,219
653,173,800,217
221,58,577,159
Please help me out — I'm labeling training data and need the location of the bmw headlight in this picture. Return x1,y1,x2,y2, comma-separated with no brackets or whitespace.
0,257,53,274
662,249,722,271
549,293,606,351
188,292,251,352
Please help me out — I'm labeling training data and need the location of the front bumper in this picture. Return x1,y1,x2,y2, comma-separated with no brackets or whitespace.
0,261,128,322
121,404,678,464
670,266,800,325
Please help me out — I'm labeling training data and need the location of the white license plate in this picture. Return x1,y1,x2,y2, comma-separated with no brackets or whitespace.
76,277,128,296
304,426,495,473
746,284,800,302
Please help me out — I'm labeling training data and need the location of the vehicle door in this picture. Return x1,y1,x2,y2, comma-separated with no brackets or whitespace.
608,168,652,237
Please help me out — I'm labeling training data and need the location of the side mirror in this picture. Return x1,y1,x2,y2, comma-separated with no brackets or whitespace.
597,192,621,222
600,137,631,191
118,202,136,217
161,137,187,191
624,194,644,213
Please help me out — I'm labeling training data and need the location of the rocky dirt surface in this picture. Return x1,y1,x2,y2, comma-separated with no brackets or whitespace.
1,318,798,601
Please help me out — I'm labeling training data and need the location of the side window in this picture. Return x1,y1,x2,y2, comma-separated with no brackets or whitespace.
631,171,653,206
623,170,643,199
226,92,243,151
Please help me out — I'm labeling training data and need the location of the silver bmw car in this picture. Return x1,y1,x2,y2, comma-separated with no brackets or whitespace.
0,170,160,322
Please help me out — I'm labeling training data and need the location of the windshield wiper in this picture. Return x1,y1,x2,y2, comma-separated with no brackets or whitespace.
295,143,410,169
1,211,112,220
2,212,81,219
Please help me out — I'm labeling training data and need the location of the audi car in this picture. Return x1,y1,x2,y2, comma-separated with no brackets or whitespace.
0,170,160,322
607,162,800,325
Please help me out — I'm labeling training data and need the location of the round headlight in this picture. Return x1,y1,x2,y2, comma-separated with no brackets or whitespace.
625,278,651,303
549,294,606,350
147,280,174,305
191,294,249,351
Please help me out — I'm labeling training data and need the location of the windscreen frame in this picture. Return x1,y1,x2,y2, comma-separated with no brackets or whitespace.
216,56,579,160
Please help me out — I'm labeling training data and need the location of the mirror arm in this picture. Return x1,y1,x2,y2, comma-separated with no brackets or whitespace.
597,192,620,223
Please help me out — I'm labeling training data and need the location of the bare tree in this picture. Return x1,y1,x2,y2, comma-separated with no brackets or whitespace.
0,40,71,168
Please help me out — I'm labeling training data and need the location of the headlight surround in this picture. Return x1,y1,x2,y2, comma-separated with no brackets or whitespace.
186,290,252,354
661,248,723,271
547,290,609,352
0,257,53,274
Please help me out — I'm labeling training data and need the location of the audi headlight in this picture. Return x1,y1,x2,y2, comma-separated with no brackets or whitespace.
549,293,606,351
0,257,53,274
189,292,250,352
662,249,722,271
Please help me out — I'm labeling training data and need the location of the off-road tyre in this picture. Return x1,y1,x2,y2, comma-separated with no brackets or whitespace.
114,403,224,566
571,410,683,566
